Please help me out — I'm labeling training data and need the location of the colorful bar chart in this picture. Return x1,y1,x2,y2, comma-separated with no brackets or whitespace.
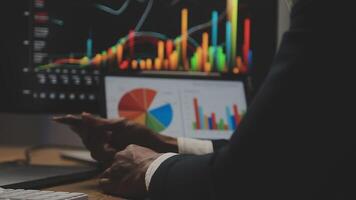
38,0,252,75
192,98,243,131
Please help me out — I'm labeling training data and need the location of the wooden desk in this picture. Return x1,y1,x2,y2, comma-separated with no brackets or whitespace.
0,146,125,200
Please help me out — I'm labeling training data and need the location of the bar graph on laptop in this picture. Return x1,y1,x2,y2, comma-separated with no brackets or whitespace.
192,97,244,131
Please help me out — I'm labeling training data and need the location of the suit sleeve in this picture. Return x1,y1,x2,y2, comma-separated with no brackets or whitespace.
212,140,229,151
149,1,355,199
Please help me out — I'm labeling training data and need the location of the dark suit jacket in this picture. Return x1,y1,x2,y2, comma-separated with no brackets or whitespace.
149,1,355,199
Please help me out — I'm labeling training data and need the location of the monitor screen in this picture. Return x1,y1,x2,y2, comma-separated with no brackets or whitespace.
0,0,277,114
104,75,247,139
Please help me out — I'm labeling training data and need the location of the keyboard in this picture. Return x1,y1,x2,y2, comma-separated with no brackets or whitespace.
0,187,88,200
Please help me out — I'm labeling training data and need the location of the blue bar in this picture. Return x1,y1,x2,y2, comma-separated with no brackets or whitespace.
212,11,218,48
86,38,93,59
248,50,253,69
212,11,219,69
199,106,205,129
208,117,213,130
225,21,232,69
231,116,237,130
226,106,233,130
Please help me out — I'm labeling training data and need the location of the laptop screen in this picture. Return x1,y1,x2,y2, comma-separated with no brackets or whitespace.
104,76,247,140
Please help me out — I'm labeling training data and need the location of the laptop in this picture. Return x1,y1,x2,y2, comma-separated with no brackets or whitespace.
0,161,99,189
102,74,248,140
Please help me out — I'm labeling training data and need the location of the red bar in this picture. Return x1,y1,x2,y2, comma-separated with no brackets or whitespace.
233,104,241,125
129,30,135,59
193,98,201,129
119,60,129,70
243,18,251,65
211,112,217,130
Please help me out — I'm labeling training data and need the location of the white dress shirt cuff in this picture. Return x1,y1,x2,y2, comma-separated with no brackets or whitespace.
177,137,214,155
145,153,178,191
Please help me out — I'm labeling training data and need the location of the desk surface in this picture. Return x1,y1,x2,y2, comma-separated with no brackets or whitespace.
0,146,125,200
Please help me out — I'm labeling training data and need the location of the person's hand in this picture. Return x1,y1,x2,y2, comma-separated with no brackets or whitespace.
99,144,161,199
53,112,177,166
53,113,117,166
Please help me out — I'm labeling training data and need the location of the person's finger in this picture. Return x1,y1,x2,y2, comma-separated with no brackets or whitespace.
100,163,126,180
96,116,128,130
98,177,118,195
81,112,111,127
52,114,82,126
80,113,112,142
89,143,116,164
98,168,130,197
99,167,112,179
53,115,87,140
99,179,125,197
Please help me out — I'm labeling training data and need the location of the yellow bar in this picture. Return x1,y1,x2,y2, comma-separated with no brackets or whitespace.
80,57,90,66
92,54,102,66
154,58,162,70
227,0,232,21
170,51,179,70
107,49,114,61
202,32,209,66
231,0,239,66
196,46,203,71
158,40,165,61
164,59,169,69
116,44,123,64
169,54,175,70
131,60,138,69
140,60,146,70
181,8,188,69
102,53,108,62
204,116,209,129
236,56,242,69
204,62,212,73
146,58,153,70
233,67,240,74
174,52,179,70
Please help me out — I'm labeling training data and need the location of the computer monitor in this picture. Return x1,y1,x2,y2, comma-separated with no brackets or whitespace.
0,0,277,114
103,74,247,140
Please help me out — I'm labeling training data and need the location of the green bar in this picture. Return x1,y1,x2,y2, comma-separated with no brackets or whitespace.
219,119,224,130
191,55,198,71
193,122,197,130
217,47,226,72
218,54,226,72
111,46,117,54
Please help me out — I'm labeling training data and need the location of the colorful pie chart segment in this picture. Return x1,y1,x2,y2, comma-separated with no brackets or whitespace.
118,88,173,132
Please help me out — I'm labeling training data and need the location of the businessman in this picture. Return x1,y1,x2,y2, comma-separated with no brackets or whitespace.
55,0,355,199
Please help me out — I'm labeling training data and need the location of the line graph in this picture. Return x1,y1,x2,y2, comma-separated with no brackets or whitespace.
95,0,131,16
95,0,153,31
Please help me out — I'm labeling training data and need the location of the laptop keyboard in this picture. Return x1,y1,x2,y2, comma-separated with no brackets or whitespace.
0,188,88,200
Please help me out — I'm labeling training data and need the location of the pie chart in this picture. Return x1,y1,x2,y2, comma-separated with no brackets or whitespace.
118,88,173,132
